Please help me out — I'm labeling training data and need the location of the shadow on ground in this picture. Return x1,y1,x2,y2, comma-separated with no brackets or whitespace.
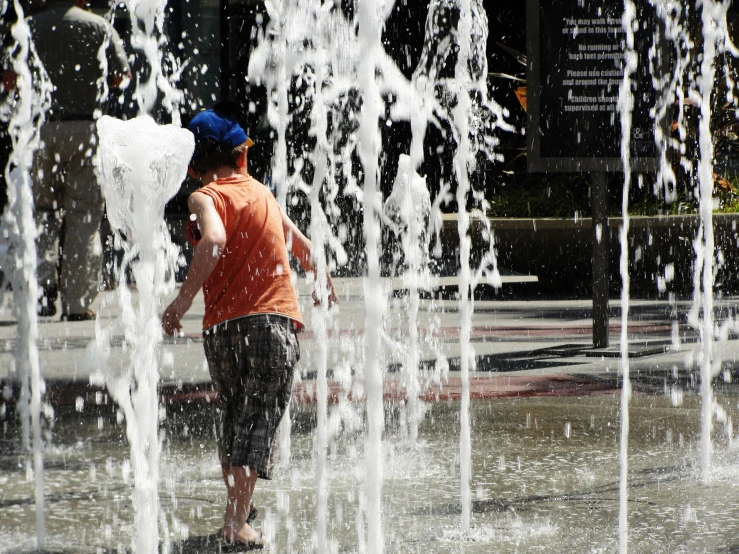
416,463,685,518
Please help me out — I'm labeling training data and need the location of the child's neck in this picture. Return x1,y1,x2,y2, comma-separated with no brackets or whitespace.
202,165,248,186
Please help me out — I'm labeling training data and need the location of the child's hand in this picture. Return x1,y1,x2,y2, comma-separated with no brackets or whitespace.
326,274,338,308
162,297,190,336
312,272,338,309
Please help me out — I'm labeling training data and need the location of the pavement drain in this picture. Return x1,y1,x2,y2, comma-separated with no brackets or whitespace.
536,341,674,358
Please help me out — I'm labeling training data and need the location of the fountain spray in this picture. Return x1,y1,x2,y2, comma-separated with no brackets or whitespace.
122,0,183,120
245,1,506,547
94,115,193,553
357,1,385,551
1,1,52,547
90,0,187,551
617,1,637,551
308,57,333,553
696,0,734,486
453,0,474,532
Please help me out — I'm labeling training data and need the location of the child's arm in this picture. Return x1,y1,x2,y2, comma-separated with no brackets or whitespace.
281,209,313,273
280,208,338,308
162,192,227,335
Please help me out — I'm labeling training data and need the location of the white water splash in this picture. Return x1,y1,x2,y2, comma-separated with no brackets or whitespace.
453,0,474,531
93,114,193,553
357,3,385,552
384,153,430,443
247,0,506,548
650,1,691,204
121,0,184,118
693,0,731,486
308,58,333,554
617,1,637,551
1,1,52,546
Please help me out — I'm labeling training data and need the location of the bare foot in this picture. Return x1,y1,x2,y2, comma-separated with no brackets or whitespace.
222,523,265,548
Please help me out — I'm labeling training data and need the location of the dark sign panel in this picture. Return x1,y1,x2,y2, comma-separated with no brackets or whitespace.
527,0,659,172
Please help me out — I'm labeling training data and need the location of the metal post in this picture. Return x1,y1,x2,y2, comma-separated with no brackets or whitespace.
591,172,610,348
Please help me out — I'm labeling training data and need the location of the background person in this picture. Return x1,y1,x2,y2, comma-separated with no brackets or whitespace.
28,0,131,319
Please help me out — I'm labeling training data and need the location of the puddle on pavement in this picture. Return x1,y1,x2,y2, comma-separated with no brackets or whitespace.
3,393,739,553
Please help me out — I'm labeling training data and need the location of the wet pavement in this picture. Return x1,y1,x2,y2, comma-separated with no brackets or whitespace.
2,277,737,408
4,394,739,553
3,278,739,552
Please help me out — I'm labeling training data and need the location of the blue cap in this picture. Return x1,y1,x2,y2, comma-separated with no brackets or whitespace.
187,108,253,152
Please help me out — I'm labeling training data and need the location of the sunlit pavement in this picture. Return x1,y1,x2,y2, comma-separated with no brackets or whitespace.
4,279,739,553
2,277,738,413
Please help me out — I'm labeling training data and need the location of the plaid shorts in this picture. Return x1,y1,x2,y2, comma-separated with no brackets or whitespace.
203,314,300,479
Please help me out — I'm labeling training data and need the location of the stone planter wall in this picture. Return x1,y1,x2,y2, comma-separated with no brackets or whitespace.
439,214,739,298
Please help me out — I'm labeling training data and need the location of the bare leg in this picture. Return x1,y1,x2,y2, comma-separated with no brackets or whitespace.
221,465,264,545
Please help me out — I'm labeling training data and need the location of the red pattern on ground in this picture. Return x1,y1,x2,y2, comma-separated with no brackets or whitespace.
290,374,617,404
26,373,617,414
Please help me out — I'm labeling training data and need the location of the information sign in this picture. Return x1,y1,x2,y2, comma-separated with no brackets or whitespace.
526,0,660,172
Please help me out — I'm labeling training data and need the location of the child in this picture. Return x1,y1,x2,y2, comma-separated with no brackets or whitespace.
162,104,336,548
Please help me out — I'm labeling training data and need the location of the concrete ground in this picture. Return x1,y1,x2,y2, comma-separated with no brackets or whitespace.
2,276,738,415
4,277,739,554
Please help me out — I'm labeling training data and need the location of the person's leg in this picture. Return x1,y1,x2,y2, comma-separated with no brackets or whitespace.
242,321,299,478
58,122,104,317
207,318,298,546
32,124,62,315
221,465,263,544
204,323,264,546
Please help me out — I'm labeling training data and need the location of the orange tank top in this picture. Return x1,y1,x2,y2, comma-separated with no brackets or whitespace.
195,174,303,330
